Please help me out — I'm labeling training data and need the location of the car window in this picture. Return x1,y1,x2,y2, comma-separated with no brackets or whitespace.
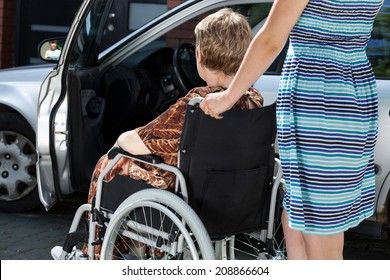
69,1,275,70
101,0,168,51
134,3,274,59
368,0,390,79
70,0,168,67
69,0,113,67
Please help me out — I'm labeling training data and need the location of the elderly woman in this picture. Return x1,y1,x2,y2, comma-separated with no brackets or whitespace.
52,8,264,260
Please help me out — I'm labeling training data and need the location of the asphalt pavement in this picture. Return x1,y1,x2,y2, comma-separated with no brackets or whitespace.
0,192,389,260
0,193,86,260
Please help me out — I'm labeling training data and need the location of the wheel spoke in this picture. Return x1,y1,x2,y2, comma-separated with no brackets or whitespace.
100,189,214,260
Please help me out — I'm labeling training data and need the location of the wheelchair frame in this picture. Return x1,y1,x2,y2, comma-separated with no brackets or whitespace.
57,99,285,260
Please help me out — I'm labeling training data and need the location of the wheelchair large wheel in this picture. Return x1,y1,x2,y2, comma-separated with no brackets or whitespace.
100,189,215,260
213,224,286,260
216,186,287,260
228,222,286,260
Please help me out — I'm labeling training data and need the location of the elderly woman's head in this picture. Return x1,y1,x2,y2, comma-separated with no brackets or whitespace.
194,8,252,77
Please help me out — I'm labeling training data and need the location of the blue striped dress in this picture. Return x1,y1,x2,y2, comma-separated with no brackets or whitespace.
277,0,381,235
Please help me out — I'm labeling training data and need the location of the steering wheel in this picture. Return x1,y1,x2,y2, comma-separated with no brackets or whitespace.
172,43,206,95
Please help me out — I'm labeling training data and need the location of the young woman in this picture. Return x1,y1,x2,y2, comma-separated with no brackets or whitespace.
200,0,384,259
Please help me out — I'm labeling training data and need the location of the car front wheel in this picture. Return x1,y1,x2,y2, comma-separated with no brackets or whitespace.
0,112,40,212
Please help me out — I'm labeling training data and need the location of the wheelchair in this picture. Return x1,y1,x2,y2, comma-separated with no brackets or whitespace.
55,97,285,260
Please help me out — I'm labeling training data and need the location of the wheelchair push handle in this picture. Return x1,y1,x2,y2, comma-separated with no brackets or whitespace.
188,96,225,118
188,96,204,106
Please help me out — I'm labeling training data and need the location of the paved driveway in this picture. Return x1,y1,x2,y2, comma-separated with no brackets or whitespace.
0,193,389,260
0,193,86,260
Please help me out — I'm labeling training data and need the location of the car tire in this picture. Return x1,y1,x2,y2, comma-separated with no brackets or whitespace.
0,112,40,212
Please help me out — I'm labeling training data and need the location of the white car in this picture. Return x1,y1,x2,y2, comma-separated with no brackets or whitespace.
0,0,389,239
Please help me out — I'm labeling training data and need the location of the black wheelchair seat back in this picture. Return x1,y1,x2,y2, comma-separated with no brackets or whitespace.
179,100,277,239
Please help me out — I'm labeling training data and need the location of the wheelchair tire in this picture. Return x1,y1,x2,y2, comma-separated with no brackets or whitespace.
224,223,286,260
226,189,286,260
100,189,215,260
215,185,286,260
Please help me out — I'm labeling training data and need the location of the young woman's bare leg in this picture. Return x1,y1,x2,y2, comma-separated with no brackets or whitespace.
282,209,344,260
303,232,344,260
281,209,308,260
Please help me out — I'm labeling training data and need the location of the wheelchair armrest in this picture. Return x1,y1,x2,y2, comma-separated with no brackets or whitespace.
107,146,164,164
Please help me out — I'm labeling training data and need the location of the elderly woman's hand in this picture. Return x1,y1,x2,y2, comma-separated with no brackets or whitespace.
99,148,132,182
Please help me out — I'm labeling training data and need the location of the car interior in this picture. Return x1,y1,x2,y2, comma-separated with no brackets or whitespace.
103,43,206,147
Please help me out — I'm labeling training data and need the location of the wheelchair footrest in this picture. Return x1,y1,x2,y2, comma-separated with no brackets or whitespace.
62,230,89,253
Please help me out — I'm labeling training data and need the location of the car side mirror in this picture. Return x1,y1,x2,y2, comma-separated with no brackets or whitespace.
38,38,65,62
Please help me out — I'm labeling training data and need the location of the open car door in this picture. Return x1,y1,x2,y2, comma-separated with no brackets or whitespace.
36,0,114,210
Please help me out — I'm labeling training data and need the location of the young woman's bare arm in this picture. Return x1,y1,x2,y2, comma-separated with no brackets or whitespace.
200,0,309,118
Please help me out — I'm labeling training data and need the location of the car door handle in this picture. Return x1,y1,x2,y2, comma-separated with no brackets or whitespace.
55,131,68,135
